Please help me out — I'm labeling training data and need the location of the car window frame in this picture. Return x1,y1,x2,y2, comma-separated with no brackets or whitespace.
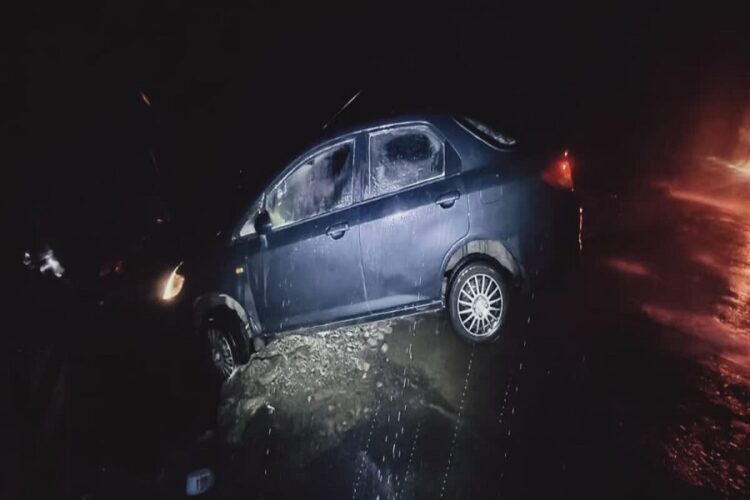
264,137,358,231
364,124,446,202
231,191,266,241
236,195,264,238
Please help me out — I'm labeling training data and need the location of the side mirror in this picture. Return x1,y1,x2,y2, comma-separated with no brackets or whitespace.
253,210,273,235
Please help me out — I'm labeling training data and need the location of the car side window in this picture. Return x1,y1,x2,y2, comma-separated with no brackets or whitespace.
267,140,355,227
366,125,444,199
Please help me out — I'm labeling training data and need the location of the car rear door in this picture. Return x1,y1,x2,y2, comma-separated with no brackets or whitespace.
359,123,469,312
258,136,367,332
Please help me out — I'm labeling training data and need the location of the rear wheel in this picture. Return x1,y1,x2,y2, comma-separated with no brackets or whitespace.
448,262,510,343
202,312,251,381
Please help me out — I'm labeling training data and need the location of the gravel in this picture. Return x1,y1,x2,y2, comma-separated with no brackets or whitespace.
217,321,425,465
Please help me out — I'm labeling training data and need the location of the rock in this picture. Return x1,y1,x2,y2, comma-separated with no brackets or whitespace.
257,353,287,385
354,358,370,372
380,343,389,354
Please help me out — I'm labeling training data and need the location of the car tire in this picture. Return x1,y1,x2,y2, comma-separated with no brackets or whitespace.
448,262,510,344
201,312,251,381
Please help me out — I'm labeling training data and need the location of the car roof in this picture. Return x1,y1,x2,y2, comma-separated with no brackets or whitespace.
306,112,455,154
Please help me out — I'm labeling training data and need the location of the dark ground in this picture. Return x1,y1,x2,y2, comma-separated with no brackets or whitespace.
7,155,746,499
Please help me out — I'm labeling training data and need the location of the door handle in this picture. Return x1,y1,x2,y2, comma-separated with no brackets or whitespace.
435,191,460,208
326,223,349,240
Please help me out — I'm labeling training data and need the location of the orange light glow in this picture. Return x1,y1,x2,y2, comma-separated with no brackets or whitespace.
605,257,651,277
541,156,574,190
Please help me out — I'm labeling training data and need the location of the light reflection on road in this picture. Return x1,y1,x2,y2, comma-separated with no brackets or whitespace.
612,159,750,495
657,162,750,369
722,220,750,333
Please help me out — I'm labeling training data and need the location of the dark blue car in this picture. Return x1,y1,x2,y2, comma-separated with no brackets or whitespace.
163,113,579,378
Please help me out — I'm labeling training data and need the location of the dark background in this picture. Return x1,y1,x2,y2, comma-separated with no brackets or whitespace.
4,2,750,498
10,3,750,263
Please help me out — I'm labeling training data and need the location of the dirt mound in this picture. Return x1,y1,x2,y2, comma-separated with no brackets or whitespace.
217,321,434,465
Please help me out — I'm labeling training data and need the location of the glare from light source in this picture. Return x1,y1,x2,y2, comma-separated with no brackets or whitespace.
162,263,185,300
39,249,65,278
541,156,574,190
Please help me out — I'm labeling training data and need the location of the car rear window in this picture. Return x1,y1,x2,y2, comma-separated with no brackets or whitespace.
458,117,517,149
367,126,444,198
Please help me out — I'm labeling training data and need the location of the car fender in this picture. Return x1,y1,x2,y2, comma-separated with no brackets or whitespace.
442,237,525,287
192,292,255,339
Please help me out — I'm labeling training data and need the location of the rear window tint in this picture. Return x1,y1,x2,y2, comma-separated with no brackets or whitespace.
367,126,444,198
460,117,517,149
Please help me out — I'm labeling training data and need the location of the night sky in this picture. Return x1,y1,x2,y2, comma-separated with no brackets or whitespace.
10,3,750,269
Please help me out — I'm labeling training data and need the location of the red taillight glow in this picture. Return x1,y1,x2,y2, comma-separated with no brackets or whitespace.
542,152,574,190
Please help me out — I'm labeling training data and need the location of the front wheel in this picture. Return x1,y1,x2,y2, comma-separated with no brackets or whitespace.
202,313,251,381
448,262,510,343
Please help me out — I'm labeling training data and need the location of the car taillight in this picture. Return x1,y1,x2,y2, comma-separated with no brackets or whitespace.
541,150,574,190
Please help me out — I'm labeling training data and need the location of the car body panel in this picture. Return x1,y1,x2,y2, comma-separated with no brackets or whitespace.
259,203,366,331
240,133,369,333
358,174,469,311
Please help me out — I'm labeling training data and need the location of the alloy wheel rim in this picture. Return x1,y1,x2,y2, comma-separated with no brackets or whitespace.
457,273,503,337
207,327,235,377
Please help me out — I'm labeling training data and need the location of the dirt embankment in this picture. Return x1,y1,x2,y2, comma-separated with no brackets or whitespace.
217,321,450,467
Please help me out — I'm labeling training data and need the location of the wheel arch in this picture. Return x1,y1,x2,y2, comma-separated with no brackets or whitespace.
193,292,254,340
442,239,524,296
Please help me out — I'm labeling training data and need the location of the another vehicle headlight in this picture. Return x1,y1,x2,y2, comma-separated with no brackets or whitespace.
162,263,185,301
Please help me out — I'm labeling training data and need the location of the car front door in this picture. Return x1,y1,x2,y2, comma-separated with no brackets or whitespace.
359,124,469,312
255,137,367,332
